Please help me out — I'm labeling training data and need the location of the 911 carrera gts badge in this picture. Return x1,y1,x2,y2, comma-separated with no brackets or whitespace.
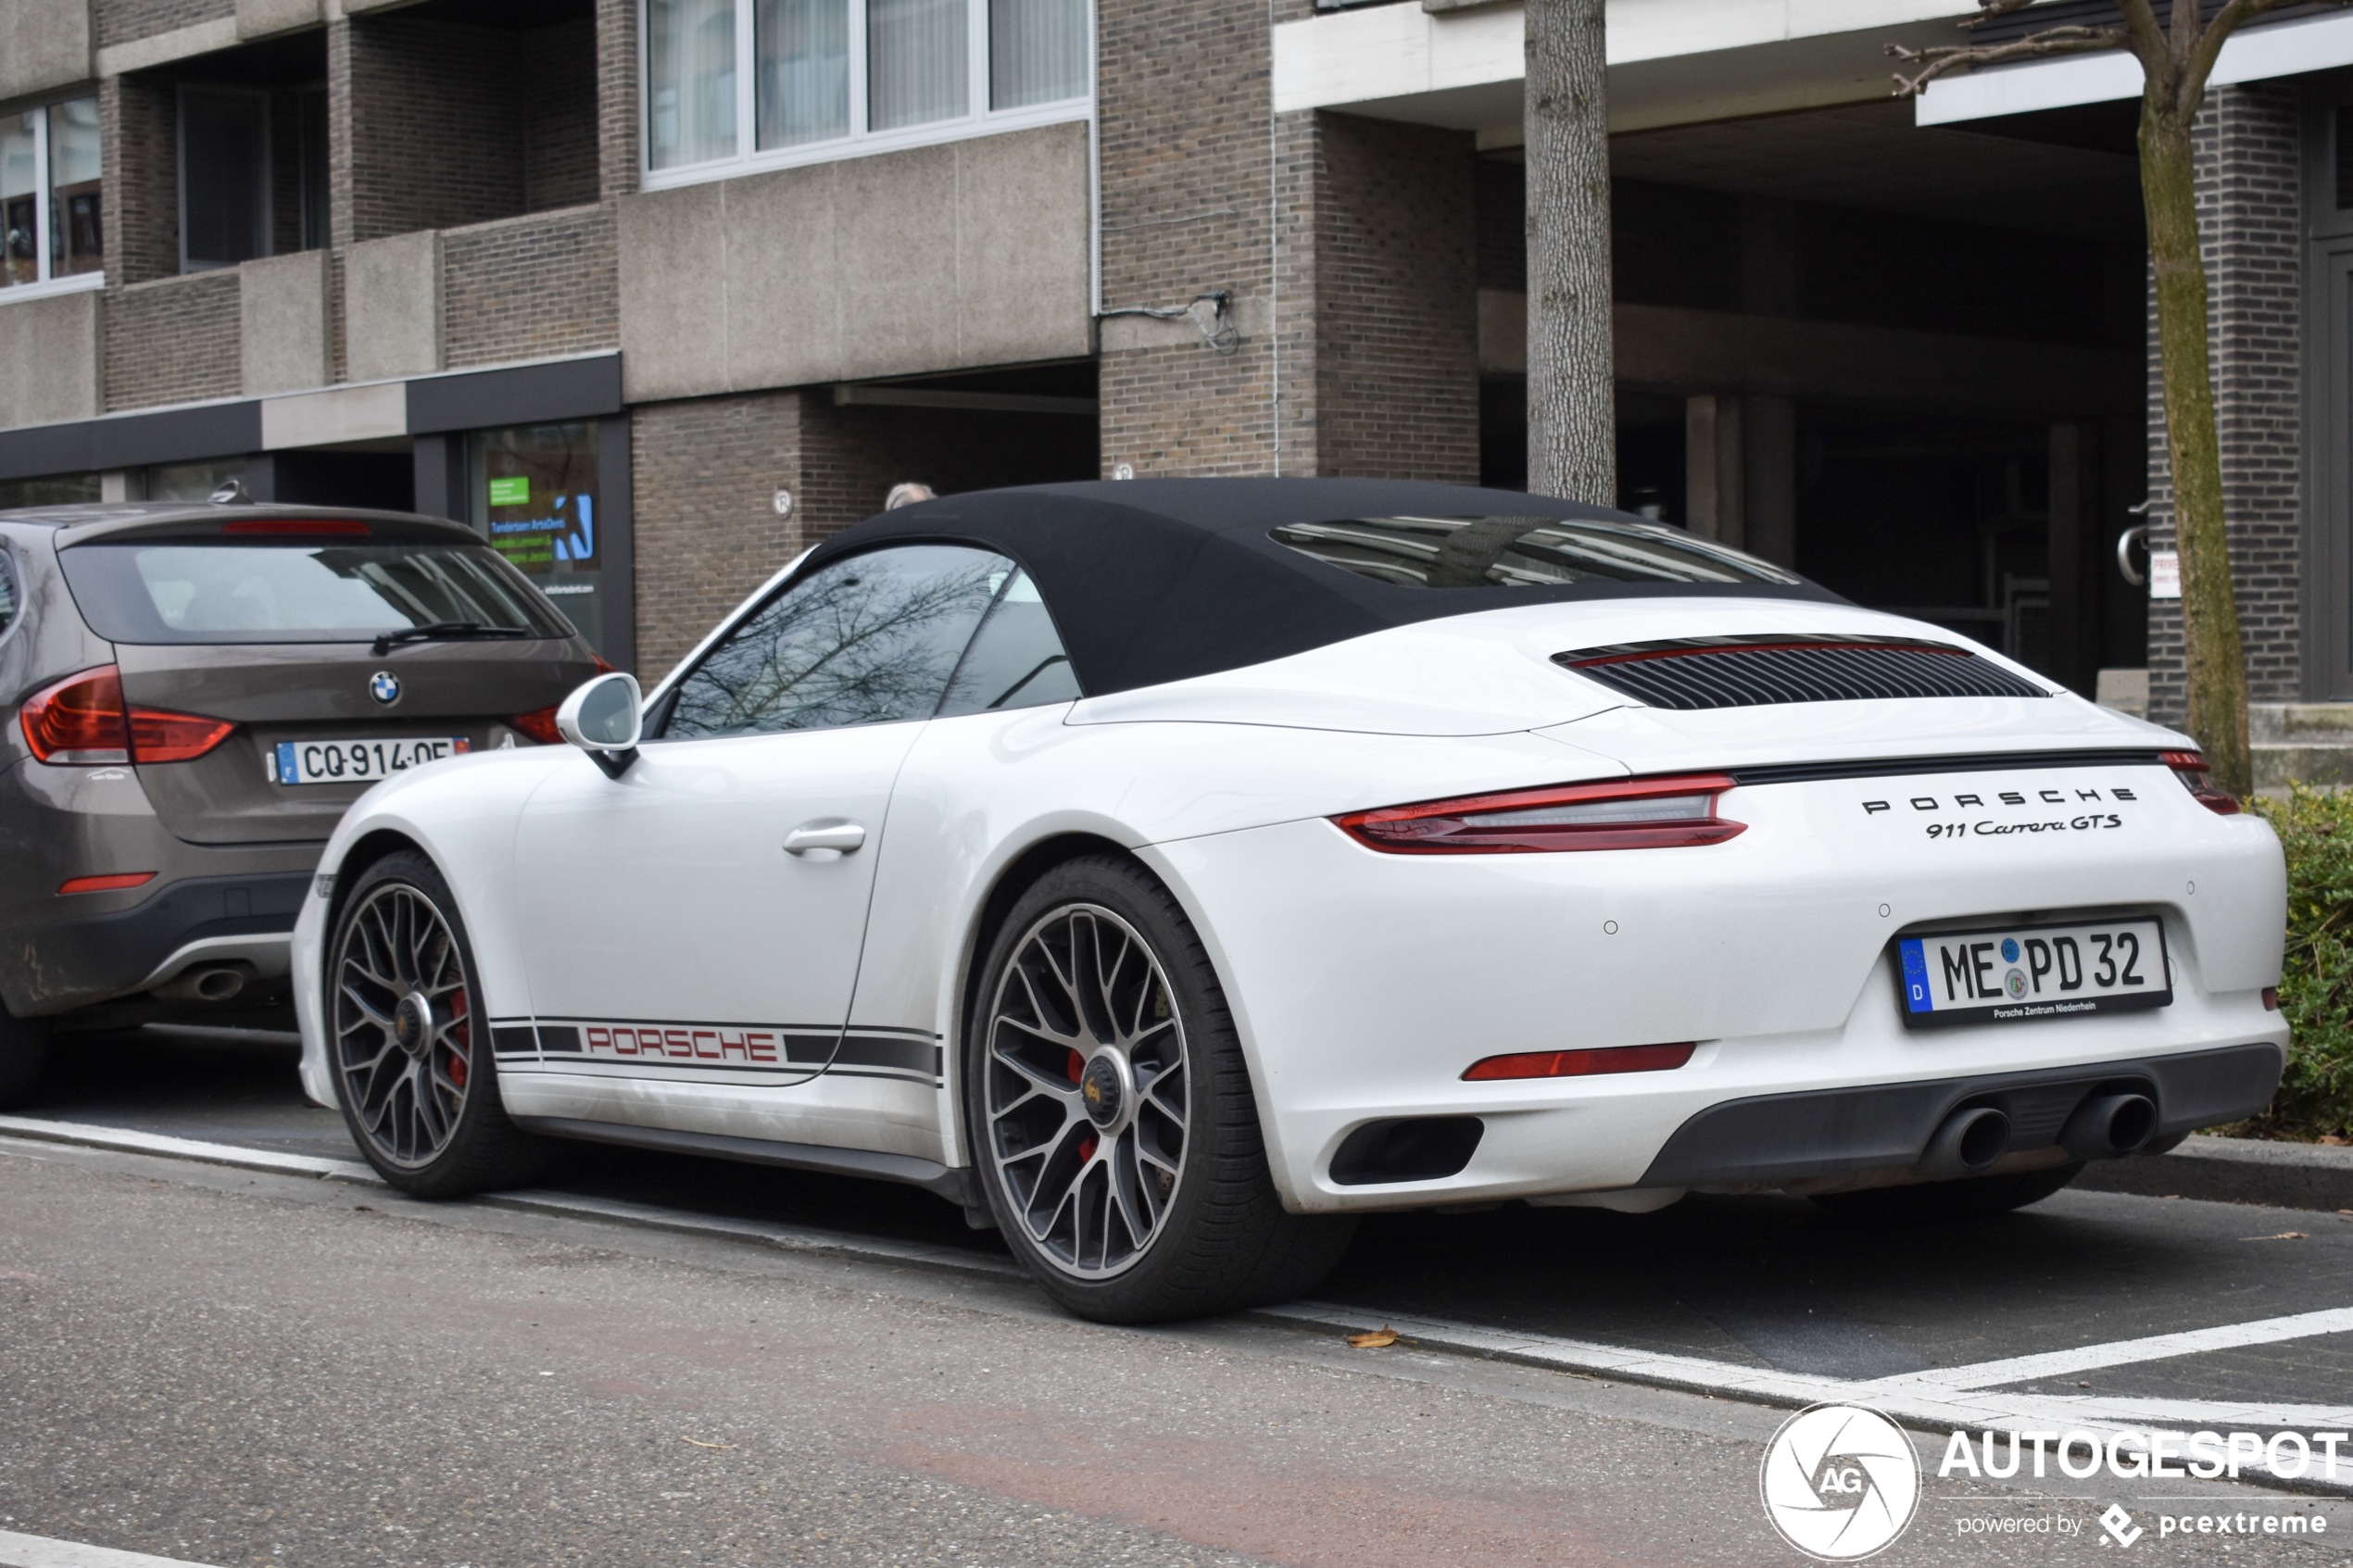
369,671,401,706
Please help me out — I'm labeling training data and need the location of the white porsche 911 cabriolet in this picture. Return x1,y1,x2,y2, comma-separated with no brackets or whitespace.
293,479,2288,1322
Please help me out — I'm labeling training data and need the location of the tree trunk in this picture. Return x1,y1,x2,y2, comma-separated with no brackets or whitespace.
1523,0,1614,506
2141,99,2251,797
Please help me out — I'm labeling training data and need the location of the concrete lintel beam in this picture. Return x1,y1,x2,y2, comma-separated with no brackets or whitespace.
0,0,94,102
260,381,407,449
94,16,240,77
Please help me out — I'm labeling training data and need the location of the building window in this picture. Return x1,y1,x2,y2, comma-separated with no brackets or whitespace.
0,95,103,296
469,422,611,655
643,0,1087,181
180,87,271,271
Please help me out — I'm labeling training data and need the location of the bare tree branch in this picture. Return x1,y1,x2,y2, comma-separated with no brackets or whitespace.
1957,0,2044,29
2109,0,2172,80
1888,26,2127,95
2182,0,2342,110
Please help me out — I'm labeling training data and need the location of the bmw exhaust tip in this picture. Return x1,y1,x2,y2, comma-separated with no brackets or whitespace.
2059,1092,2158,1160
1917,1106,2010,1179
151,964,251,1005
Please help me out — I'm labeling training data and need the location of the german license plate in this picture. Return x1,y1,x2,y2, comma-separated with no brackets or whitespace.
1896,917,2170,1028
273,736,469,785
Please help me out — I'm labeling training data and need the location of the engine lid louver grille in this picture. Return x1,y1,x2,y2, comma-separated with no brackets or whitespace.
1554,635,2050,710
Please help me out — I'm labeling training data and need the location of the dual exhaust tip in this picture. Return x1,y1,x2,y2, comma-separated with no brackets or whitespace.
1917,1091,2158,1179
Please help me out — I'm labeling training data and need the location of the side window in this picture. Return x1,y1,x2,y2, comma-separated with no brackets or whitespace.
661,544,1008,739
937,569,1081,716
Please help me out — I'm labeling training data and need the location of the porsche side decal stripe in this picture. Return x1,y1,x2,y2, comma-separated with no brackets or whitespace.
490,1025,537,1057
831,1035,941,1075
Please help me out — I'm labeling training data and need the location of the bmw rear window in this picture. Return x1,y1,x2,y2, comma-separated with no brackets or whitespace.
57,541,573,646
1271,515,1803,589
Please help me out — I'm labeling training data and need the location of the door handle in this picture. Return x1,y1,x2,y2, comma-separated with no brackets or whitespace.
784,820,866,856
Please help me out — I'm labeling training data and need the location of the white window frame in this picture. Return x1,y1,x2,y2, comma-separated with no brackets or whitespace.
638,0,1092,191
0,94,106,307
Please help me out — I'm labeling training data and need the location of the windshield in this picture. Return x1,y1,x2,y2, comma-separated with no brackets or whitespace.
58,541,573,646
1270,515,1805,589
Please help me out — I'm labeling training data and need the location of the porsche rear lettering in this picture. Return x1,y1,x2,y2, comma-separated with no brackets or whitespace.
1862,784,2137,815
581,1024,781,1063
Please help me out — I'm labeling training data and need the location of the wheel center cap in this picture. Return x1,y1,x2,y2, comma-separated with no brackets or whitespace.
1079,1052,1126,1131
393,993,434,1059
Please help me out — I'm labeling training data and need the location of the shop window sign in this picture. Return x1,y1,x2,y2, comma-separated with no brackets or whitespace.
470,422,607,653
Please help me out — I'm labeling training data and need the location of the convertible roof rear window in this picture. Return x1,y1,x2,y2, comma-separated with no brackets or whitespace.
1270,516,1803,589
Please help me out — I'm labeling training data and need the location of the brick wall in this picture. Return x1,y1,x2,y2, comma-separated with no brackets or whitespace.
525,17,601,213
1095,0,1280,475
1302,112,1479,481
104,270,240,410
103,72,180,286
440,205,620,370
93,0,231,49
630,392,807,682
596,0,639,201
343,14,525,242
2145,85,2303,722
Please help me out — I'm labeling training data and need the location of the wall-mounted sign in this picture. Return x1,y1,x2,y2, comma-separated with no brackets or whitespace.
2148,550,2181,601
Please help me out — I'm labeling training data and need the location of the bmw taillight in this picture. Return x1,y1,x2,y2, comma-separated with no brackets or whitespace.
20,666,235,765
509,706,563,745
1335,774,1744,854
2160,750,2240,815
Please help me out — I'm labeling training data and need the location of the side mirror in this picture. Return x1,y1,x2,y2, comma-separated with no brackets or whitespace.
556,671,643,778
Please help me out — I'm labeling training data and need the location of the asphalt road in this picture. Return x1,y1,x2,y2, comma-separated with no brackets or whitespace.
2,1027,2349,1566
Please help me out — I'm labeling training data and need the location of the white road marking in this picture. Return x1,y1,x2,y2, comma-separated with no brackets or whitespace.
1261,1302,2353,1492
1876,1307,2353,1392
0,1116,374,1184
7,1110,2348,1491
0,1528,225,1568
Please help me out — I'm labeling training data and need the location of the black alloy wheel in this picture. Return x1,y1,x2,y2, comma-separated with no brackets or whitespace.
328,849,549,1196
967,854,1354,1323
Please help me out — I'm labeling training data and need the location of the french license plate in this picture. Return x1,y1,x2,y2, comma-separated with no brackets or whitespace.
1896,917,2171,1028
273,736,469,785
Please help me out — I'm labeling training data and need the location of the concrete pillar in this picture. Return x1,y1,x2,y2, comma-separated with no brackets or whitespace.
1684,393,1742,546
1743,394,1796,567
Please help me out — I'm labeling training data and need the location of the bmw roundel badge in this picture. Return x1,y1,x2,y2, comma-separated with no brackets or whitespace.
369,671,401,706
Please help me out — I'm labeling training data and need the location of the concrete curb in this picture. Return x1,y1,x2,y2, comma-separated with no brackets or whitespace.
2074,1134,2353,1211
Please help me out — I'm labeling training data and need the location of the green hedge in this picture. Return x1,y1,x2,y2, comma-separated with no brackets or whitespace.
2246,786,2353,1139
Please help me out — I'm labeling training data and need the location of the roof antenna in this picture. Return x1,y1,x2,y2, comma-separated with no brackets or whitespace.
208,478,250,505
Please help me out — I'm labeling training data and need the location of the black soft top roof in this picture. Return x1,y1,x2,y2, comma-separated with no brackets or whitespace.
806,479,1842,696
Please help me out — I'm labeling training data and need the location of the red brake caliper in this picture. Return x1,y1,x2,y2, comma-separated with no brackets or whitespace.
445,987,470,1087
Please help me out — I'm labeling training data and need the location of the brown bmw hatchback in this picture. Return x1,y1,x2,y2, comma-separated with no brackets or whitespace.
0,500,603,1106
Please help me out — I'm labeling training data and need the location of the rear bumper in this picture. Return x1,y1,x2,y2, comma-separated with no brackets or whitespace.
0,872,311,1016
1636,1041,2282,1189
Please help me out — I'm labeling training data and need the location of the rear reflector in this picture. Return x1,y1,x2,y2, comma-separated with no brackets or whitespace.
220,518,371,536
19,665,235,765
1463,1043,1696,1081
2263,986,2280,1011
58,872,157,895
2159,749,2241,815
1336,774,1743,854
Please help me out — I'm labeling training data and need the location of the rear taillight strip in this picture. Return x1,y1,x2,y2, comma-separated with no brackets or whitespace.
1464,1043,1696,1081
2160,749,2242,815
1335,773,1744,855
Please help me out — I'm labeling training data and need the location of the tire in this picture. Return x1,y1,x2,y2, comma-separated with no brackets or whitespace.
0,1009,50,1110
326,849,554,1198
965,855,1355,1323
1812,1161,2085,1223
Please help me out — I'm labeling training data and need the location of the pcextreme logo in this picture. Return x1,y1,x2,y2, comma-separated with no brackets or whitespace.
1759,1404,1921,1561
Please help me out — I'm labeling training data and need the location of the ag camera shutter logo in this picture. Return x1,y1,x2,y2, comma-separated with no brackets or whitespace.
1759,1404,1920,1560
